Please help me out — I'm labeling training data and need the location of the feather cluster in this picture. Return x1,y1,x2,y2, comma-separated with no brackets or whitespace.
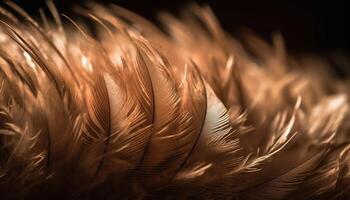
0,2,350,199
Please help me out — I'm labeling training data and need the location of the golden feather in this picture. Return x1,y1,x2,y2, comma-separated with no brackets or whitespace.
0,2,349,200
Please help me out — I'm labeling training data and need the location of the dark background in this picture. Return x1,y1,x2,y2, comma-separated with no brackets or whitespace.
7,0,350,54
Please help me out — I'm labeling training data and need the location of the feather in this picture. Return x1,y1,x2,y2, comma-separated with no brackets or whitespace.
0,2,350,200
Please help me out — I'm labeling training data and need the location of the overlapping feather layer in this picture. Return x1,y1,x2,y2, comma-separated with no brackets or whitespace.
0,2,349,199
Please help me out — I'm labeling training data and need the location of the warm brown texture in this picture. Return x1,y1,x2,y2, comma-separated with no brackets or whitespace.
0,2,349,199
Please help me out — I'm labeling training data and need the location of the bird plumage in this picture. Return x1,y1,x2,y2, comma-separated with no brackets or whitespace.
0,2,349,199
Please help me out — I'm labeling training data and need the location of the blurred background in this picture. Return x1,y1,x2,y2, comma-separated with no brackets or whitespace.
6,0,350,54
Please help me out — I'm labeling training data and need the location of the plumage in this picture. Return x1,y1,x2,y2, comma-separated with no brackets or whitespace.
0,2,350,199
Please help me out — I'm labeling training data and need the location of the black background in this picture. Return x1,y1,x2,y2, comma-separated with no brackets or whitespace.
7,0,350,54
